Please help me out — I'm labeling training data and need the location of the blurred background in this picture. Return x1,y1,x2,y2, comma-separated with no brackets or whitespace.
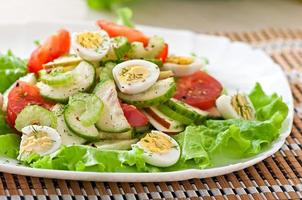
0,0,301,32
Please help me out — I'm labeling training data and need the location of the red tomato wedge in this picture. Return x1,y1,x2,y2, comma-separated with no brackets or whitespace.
157,43,169,63
6,81,54,128
174,71,223,110
27,29,71,73
121,103,149,127
97,20,149,46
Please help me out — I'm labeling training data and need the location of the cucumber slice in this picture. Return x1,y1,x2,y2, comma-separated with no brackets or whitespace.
118,77,176,108
144,107,184,130
64,102,99,141
42,54,82,69
164,98,208,123
94,80,131,132
127,36,165,59
93,138,138,150
157,104,193,125
37,61,96,103
52,104,86,145
69,93,103,127
15,105,57,131
112,37,130,59
133,124,150,134
99,62,116,81
142,111,184,133
39,68,74,86
99,129,133,140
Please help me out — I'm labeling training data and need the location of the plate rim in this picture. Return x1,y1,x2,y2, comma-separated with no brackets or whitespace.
0,20,294,182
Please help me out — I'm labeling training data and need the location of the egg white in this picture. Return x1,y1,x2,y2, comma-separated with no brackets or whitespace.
162,56,205,77
136,131,180,167
72,30,110,61
216,95,241,119
112,59,160,94
20,125,61,156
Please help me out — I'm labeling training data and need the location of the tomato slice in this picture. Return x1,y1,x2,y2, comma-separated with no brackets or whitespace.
28,29,71,73
6,81,54,128
97,20,149,46
157,43,168,63
174,71,223,110
121,103,149,127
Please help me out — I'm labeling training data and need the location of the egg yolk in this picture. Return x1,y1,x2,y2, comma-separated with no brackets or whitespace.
231,94,254,120
166,56,194,65
20,131,53,154
119,66,149,83
76,32,103,49
139,132,173,154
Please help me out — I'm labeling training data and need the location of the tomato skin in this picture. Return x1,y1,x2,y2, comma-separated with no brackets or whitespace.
97,20,149,46
174,71,223,110
27,29,71,73
157,43,168,63
121,103,149,127
6,81,53,128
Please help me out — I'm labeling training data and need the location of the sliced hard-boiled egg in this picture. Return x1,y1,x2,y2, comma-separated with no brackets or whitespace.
112,59,160,94
136,130,180,167
18,125,61,160
216,93,255,120
162,55,205,77
72,30,110,61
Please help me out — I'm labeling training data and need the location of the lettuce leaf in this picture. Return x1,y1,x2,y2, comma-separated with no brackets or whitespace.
116,7,134,28
22,145,149,172
249,82,288,122
0,110,13,134
173,83,289,168
0,134,20,158
0,50,27,93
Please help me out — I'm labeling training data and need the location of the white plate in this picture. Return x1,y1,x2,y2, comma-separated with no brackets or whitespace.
0,21,293,182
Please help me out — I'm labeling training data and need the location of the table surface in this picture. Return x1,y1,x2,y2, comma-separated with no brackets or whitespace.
0,0,302,32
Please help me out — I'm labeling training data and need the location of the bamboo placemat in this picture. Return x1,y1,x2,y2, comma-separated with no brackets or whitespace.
1,28,302,200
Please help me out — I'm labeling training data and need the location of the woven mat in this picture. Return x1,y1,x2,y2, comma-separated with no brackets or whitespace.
1,28,302,200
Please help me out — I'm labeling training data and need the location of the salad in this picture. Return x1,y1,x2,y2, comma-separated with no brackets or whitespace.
0,17,289,173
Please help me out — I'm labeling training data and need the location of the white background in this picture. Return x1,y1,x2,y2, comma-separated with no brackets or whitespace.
0,0,301,32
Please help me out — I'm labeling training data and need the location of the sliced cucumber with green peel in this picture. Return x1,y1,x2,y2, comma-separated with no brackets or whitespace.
99,129,133,140
64,101,99,141
39,68,74,86
118,77,176,108
37,61,96,103
112,37,130,59
133,124,150,134
52,104,86,145
99,62,116,81
69,93,103,127
94,80,131,132
157,104,193,125
127,36,165,59
93,138,138,150
164,98,208,123
15,105,57,131
142,110,184,133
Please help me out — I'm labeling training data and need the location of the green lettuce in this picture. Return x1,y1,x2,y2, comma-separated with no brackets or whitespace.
0,110,13,134
0,134,20,158
22,145,149,172
173,83,289,168
0,50,27,93
116,7,134,28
